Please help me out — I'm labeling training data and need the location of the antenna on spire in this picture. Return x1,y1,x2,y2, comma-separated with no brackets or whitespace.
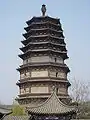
41,4,46,16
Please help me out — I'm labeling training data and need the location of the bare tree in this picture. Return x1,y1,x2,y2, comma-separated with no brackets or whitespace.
69,78,90,119
69,78,90,103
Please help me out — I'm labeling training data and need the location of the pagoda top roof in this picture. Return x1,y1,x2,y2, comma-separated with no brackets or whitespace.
26,16,60,25
26,89,76,115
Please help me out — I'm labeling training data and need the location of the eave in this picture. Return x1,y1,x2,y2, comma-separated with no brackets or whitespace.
16,94,70,100
23,28,64,39
26,16,60,25
16,78,70,86
18,49,68,60
21,35,64,46
17,62,70,73
20,42,66,53
21,35,65,46
24,21,61,32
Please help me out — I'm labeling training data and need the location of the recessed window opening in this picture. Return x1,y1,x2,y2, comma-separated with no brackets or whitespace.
56,72,58,77
55,58,57,62
24,72,26,76
26,59,28,63
56,87,58,94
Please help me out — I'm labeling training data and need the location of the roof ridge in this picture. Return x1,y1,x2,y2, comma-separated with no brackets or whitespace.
26,16,60,24
53,90,75,109
26,91,54,109
0,105,11,110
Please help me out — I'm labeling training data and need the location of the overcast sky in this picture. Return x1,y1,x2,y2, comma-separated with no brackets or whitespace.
0,0,90,104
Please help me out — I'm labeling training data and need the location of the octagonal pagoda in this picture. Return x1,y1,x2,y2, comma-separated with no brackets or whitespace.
16,5,71,106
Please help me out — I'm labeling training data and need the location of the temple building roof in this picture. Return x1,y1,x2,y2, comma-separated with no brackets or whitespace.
26,90,76,115
0,104,12,120
3,116,29,120
0,105,12,115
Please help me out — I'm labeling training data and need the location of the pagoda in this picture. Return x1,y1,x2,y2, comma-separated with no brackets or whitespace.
16,4,71,106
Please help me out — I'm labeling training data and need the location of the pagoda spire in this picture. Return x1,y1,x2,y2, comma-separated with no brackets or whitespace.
41,4,46,16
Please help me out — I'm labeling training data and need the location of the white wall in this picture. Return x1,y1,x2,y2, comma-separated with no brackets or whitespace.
23,56,64,64
31,71,48,77
31,87,49,93
31,56,49,63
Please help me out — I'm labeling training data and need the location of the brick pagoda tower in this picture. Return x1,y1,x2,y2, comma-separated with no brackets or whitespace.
16,5,71,106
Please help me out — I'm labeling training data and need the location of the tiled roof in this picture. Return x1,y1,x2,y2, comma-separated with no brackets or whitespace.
3,116,89,120
27,91,76,115
0,104,12,114
3,116,29,120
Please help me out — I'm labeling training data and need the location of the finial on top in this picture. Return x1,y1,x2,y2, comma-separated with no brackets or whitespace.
52,86,56,92
52,86,58,94
41,4,46,16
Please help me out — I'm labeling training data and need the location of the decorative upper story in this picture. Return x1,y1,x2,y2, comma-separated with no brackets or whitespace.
19,5,67,62
19,16,68,64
